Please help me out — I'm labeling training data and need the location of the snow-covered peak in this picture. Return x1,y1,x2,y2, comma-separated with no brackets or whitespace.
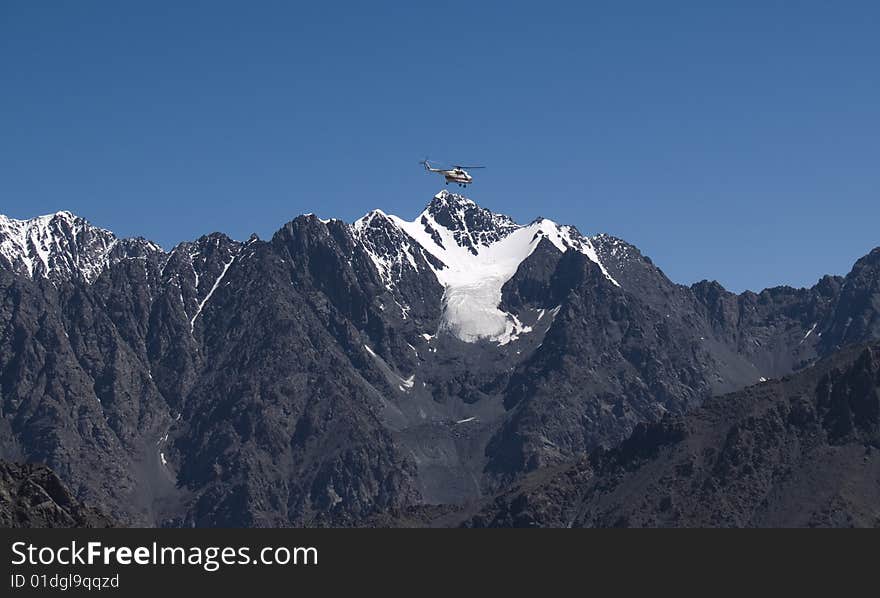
421,190,519,256
425,190,479,216
0,210,163,283
352,209,390,232
353,191,619,344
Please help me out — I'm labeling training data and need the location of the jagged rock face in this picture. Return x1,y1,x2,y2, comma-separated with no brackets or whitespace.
821,249,880,353
463,343,880,528
487,249,710,479
1,192,880,527
0,217,424,526
0,460,112,527
350,211,444,326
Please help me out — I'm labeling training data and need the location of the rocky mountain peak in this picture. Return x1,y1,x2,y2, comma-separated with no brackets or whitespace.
0,210,163,283
422,191,519,255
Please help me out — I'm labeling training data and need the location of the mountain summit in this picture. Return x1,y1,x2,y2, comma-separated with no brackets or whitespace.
354,190,617,342
422,191,519,253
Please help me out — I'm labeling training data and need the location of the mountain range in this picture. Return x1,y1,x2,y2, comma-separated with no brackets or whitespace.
2,191,879,526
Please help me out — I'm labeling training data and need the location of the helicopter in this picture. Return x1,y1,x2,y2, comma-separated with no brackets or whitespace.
419,159,485,187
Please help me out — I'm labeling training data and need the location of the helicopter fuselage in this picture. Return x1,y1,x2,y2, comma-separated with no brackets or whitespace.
442,169,473,185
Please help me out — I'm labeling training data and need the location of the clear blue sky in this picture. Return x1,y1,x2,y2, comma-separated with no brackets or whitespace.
2,1,878,292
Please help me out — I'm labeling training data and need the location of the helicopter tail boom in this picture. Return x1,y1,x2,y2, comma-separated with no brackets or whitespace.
420,159,441,173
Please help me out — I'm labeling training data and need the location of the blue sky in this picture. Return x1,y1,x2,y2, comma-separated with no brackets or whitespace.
1,1,878,292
